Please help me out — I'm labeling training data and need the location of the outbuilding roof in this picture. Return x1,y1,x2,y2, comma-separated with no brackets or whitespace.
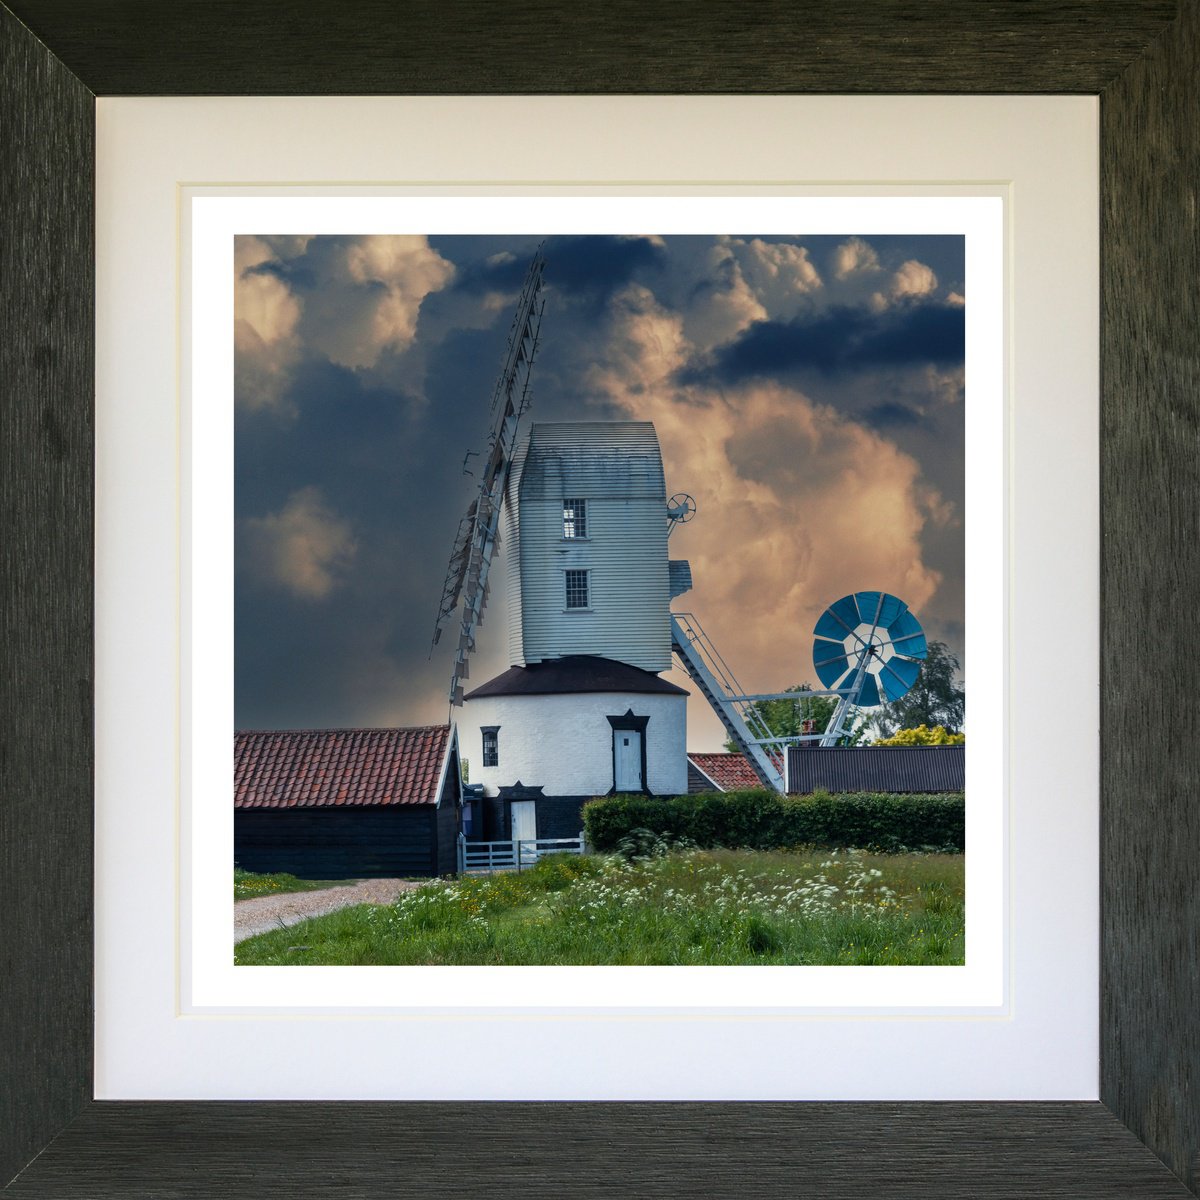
464,654,688,700
234,725,454,809
687,752,764,792
785,745,965,794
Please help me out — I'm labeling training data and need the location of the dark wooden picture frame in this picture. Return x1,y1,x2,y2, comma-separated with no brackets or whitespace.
2,3,1196,1195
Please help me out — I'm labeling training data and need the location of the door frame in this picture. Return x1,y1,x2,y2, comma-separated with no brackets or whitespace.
614,727,644,792
607,709,650,795
508,799,538,866
509,799,537,843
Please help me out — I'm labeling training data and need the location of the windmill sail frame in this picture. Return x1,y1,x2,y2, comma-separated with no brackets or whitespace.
431,250,547,705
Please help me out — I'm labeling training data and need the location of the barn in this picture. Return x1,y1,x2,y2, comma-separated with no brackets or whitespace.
234,725,461,879
686,751,764,793
785,745,965,794
687,747,965,796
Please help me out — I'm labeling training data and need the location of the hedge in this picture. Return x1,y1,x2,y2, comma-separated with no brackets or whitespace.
582,789,964,854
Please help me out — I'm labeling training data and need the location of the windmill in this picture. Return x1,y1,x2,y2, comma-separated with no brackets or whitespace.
431,250,930,813
430,249,546,706
811,590,928,744
671,563,929,787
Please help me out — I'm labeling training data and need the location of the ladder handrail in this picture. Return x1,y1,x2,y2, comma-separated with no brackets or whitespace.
672,613,778,749
673,610,865,758
670,614,785,793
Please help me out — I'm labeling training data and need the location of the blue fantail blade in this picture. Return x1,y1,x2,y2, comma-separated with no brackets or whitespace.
854,591,883,625
855,672,881,708
874,593,904,627
813,640,852,690
880,657,921,700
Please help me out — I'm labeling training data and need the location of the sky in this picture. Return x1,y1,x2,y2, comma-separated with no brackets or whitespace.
234,232,965,751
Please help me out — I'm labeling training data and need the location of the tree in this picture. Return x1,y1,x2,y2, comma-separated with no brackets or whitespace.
723,683,864,752
873,724,965,746
866,640,965,740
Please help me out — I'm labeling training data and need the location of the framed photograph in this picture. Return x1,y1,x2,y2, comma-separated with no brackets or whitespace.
102,100,1056,1098
189,193,1000,1015
3,3,1196,1196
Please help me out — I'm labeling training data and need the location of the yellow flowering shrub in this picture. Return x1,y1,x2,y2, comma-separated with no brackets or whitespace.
873,724,964,746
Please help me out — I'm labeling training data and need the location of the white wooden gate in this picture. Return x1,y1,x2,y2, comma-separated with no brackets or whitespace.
457,833,586,875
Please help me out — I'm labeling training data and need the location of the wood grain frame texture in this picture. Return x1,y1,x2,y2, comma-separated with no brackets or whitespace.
1,1,1196,1195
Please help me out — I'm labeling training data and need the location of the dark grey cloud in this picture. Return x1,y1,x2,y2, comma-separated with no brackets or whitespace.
445,234,665,305
542,235,666,299
235,233,966,736
862,401,926,430
693,302,964,384
243,256,318,291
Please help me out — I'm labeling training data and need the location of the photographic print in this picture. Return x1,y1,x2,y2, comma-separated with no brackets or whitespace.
230,230,967,967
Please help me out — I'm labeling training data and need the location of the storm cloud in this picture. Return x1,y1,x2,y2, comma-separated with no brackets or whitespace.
697,301,965,382
234,232,966,748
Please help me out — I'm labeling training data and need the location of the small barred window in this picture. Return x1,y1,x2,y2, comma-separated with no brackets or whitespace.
481,728,499,767
563,498,587,539
565,569,589,609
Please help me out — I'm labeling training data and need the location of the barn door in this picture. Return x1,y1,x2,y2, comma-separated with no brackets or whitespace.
614,730,644,792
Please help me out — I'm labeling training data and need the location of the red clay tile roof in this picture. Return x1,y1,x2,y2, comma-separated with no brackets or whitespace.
687,752,765,792
234,726,452,809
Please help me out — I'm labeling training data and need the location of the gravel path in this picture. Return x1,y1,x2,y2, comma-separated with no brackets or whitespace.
234,878,430,943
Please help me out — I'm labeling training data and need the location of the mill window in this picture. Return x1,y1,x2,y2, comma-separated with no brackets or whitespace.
565,569,589,609
562,497,587,539
481,727,499,767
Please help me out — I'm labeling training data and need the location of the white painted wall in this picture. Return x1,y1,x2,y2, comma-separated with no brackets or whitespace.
461,691,688,797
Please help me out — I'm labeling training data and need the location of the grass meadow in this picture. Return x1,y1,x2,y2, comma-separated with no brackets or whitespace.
234,847,964,966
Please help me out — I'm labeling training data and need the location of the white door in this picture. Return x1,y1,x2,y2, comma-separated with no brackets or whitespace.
614,730,643,792
510,800,538,864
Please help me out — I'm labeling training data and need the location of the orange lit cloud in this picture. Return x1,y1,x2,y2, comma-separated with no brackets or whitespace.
833,236,882,279
890,259,939,299
234,234,455,411
234,236,303,412
590,284,945,728
321,235,455,369
242,486,358,600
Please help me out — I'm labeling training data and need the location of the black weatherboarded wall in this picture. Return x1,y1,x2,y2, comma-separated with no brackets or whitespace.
534,797,590,841
235,805,442,879
787,746,965,795
478,794,590,842
232,726,462,879
434,793,458,875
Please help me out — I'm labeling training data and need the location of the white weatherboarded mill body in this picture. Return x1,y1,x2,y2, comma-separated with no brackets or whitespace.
503,422,673,672
463,421,690,842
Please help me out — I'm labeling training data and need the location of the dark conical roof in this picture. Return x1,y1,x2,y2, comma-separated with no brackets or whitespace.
463,655,688,700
